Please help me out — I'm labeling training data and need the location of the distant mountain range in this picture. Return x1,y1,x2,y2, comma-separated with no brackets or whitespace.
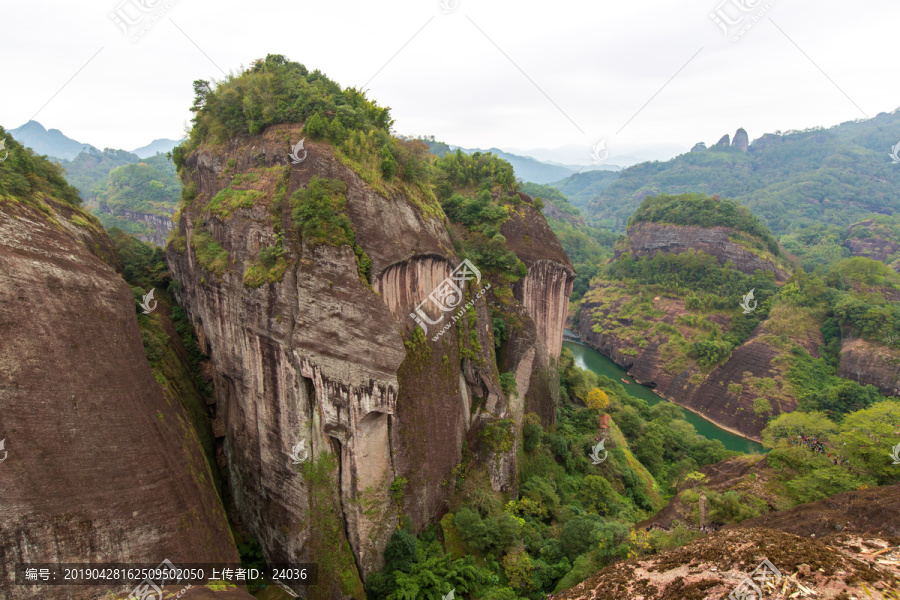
8,121,181,161
558,111,900,233
131,138,182,158
9,121,97,160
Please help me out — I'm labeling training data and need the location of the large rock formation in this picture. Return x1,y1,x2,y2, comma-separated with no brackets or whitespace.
575,293,813,440
118,208,175,246
166,125,572,597
620,221,789,281
732,128,749,152
501,194,575,424
845,219,900,269
838,337,900,397
0,189,238,599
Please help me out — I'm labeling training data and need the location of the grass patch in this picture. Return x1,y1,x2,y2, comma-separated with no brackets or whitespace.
207,188,265,218
191,228,229,276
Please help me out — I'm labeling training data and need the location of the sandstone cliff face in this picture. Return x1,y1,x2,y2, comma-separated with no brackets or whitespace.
118,208,175,246
622,221,788,282
731,128,749,152
845,219,900,268
838,337,900,396
575,290,816,440
0,198,238,600
166,125,572,596
502,196,575,424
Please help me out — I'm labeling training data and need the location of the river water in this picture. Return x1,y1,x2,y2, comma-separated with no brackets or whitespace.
563,338,764,454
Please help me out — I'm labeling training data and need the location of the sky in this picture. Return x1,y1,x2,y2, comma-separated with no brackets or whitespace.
1,0,898,164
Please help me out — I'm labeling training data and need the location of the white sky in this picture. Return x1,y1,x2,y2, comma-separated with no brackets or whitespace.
1,0,898,161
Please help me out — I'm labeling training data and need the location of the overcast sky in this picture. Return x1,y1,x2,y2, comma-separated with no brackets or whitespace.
1,0,898,163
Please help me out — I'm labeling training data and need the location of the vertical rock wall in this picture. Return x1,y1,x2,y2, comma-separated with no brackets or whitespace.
0,199,238,600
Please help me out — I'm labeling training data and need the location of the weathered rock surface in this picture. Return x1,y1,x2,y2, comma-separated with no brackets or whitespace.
714,133,731,147
621,221,788,281
576,292,810,440
166,125,572,597
118,208,175,246
502,195,575,424
845,219,900,267
0,198,238,600
838,337,900,397
557,528,899,600
736,481,900,539
732,128,749,152
601,475,900,599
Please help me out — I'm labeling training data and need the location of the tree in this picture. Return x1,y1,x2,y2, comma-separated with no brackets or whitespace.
559,514,603,560
586,388,609,411
381,145,397,180
577,475,618,516
383,530,417,573
839,400,900,485
305,112,327,139
761,410,837,448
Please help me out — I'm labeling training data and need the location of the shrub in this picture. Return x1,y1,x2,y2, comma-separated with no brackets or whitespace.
499,372,518,398
291,177,355,247
586,388,609,411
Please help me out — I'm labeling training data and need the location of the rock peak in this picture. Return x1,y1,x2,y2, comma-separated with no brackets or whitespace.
732,128,749,152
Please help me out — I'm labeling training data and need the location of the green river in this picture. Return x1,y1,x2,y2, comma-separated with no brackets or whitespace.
564,338,764,454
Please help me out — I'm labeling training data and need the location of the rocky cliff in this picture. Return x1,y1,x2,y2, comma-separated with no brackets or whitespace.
165,124,572,597
845,219,900,269
620,221,789,281
0,157,238,599
575,289,816,440
118,207,175,246
501,194,575,423
838,337,900,397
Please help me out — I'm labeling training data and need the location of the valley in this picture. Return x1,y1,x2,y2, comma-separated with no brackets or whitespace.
2,42,900,600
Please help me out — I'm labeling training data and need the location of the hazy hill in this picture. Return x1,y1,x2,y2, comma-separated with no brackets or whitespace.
9,120,96,160
131,137,182,158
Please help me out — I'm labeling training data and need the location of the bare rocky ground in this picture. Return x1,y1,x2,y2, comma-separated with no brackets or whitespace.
559,483,900,600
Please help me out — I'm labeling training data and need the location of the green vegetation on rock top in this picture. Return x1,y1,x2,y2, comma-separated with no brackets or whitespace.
184,53,392,147
628,193,780,256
